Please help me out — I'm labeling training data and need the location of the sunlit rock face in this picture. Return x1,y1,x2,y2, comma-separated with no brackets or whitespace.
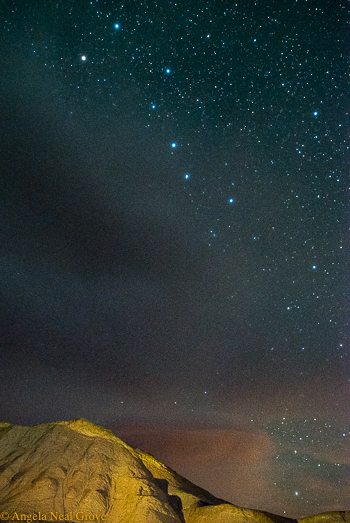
0,420,348,523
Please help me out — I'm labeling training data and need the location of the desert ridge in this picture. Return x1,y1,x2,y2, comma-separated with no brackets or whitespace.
0,419,348,523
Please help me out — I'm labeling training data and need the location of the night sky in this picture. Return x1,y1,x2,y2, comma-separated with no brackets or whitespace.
0,0,348,518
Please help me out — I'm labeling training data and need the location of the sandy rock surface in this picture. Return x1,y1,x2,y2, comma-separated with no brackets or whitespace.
0,420,348,523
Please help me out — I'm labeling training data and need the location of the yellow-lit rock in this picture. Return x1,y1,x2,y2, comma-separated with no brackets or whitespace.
0,420,348,523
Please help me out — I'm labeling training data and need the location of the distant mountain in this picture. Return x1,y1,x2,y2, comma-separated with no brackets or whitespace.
0,419,348,523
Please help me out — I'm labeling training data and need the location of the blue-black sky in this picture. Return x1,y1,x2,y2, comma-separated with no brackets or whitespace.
0,0,348,517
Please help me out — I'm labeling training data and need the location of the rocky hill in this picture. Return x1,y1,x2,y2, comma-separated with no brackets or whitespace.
0,419,348,523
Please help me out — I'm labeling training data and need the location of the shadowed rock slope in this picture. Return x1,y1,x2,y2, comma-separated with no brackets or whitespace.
0,419,348,523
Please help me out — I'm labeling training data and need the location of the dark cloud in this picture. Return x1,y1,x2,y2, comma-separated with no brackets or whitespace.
0,55,222,392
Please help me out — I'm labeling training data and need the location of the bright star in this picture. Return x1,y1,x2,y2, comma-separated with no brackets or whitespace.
229,198,234,203
312,265,316,269
81,55,87,61
171,142,177,148
166,68,171,74
184,174,189,179
313,111,318,116
114,23,120,29
151,104,156,109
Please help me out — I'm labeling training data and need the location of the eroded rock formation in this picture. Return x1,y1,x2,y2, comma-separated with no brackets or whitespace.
0,420,348,523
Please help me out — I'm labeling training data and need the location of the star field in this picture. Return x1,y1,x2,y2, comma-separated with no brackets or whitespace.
0,0,348,517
